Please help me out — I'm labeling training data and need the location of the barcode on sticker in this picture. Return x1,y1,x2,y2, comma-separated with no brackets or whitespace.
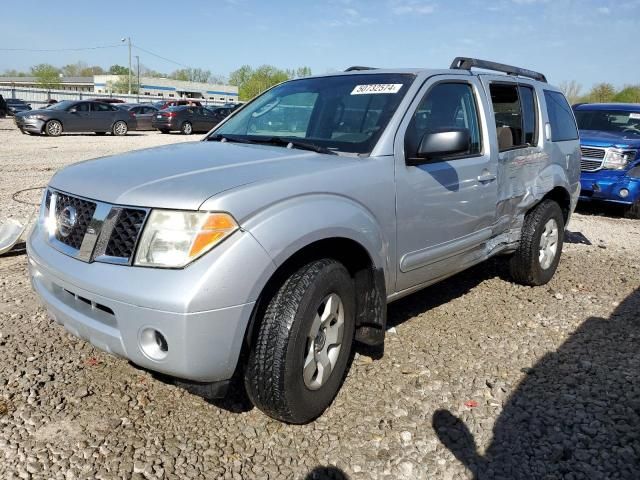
351,84,403,95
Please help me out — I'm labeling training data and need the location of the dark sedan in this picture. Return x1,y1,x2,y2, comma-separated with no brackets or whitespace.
6,98,32,116
118,104,159,130
152,106,220,135
14,100,135,136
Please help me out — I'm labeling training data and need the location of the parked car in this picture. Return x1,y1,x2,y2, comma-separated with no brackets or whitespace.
14,100,135,136
89,98,125,104
27,57,580,423
118,103,159,130
205,105,236,124
153,99,203,110
152,105,219,134
6,98,32,116
573,103,640,218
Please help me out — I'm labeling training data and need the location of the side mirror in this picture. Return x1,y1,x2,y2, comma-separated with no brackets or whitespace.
407,128,471,165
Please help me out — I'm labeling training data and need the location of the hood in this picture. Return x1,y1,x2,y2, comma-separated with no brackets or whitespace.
579,129,640,149
49,141,353,210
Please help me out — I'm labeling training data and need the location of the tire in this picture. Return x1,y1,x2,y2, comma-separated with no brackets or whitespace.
180,121,193,135
624,200,640,219
44,120,62,137
245,259,355,423
509,199,565,286
112,121,128,136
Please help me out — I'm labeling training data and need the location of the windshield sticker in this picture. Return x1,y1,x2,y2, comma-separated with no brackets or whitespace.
629,113,640,120
351,84,403,95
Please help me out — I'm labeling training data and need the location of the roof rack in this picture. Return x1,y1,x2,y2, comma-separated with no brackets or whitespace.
450,57,547,83
344,66,377,72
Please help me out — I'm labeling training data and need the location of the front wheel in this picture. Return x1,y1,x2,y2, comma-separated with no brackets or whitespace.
245,259,355,424
509,199,565,286
180,121,193,135
44,120,62,137
112,121,128,136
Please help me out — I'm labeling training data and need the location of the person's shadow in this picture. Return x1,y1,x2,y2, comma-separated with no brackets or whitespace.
433,287,640,479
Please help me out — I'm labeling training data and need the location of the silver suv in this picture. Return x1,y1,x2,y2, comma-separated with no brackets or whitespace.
28,58,580,423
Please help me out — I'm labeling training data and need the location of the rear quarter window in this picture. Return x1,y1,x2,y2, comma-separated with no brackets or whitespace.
544,90,578,142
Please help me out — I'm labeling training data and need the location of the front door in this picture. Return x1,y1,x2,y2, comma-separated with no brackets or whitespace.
394,76,498,291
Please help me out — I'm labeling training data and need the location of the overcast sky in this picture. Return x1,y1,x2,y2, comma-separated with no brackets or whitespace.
1,0,638,90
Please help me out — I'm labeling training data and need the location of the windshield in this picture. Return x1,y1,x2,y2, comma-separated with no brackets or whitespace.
210,73,415,154
46,100,76,111
575,109,640,136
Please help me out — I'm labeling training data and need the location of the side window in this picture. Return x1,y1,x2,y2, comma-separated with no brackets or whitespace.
405,82,481,159
489,83,524,151
75,102,90,112
92,102,110,112
544,90,578,142
519,86,537,145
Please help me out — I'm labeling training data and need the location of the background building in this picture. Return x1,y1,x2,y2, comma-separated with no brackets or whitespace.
94,75,238,103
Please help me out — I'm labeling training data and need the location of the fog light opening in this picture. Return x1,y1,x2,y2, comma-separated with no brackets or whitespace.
619,188,629,199
140,328,168,361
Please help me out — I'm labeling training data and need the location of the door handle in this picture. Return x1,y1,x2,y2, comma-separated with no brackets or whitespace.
477,173,496,183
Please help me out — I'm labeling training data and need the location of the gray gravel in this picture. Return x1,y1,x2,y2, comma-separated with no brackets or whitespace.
1,118,639,479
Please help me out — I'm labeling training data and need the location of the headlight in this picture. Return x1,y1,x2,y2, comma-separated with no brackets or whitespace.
24,114,41,120
603,148,635,170
134,210,238,268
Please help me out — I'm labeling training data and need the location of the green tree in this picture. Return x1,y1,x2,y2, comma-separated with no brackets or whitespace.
109,64,130,75
108,76,138,94
588,83,616,103
1,69,28,77
229,64,291,101
612,85,640,103
79,65,105,76
30,64,61,88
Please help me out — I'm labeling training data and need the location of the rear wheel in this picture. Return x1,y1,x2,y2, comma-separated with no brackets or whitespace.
44,120,62,137
245,259,355,424
112,121,128,136
624,200,640,219
509,199,565,286
180,121,193,135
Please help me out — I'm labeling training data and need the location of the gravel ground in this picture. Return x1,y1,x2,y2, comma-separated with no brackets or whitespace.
1,117,639,479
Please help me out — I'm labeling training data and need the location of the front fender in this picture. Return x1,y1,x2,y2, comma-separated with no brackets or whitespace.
241,193,389,276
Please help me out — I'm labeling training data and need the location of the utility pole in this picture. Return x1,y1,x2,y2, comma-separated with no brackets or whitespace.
121,36,132,94
135,55,140,94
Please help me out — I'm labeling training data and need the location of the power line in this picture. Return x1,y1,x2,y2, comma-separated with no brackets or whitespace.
0,44,125,52
132,44,190,69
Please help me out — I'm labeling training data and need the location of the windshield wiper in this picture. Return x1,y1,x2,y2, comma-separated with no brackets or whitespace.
209,134,337,155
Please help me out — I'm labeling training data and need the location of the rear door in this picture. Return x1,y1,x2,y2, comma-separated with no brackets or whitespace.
394,76,498,291
137,106,156,130
91,102,116,131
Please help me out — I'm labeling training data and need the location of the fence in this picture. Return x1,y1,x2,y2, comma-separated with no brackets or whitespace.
0,86,231,108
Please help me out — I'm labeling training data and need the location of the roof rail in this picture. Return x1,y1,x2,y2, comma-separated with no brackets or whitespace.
344,66,376,72
450,57,547,83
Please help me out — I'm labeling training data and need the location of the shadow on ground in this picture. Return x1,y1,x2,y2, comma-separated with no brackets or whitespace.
304,466,350,479
433,287,640,479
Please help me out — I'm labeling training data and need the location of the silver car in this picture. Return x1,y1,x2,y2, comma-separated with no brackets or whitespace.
27,57,580,423
15,100,133,136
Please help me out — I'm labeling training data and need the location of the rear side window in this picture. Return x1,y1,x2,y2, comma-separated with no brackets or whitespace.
544,90,578,142
489,83,539,151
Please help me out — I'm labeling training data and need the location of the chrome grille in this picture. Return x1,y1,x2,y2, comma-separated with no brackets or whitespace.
54,193,97,250
46,189,148,265
580,146,605,172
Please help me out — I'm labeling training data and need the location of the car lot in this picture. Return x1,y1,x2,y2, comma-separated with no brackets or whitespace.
1,117,639,479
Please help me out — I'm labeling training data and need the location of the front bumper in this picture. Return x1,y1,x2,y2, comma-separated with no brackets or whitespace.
579,170,640,205
27,221,276,382
14,116,44,133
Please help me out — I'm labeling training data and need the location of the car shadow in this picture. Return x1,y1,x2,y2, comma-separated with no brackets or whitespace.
432,287,640,479
304,466,350,479
575,201,628,218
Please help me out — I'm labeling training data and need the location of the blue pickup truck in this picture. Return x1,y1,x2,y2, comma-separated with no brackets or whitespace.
574,103,640,218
